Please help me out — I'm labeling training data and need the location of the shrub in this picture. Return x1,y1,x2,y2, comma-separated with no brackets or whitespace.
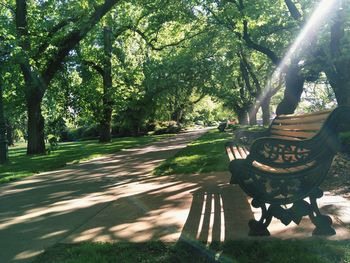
227,124,241,131
60,125,99,141
111,124,120,137
81,125,99,139
60,127,83,141
47,134,58,146
154,121,181,135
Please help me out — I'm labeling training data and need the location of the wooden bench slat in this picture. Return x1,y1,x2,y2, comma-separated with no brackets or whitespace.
270,123,323,131
273,114,329,124
237,146,248,159
277,109,332,119
270,129,317,139
269,135,301,140
226,144,249,161
225,146,235,161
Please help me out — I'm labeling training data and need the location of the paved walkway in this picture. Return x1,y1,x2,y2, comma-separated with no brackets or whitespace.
1,128,350,262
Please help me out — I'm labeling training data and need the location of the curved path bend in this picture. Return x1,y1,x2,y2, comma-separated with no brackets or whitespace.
0,129,211,262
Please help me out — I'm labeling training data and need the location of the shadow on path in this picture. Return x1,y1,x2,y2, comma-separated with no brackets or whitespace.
0,129,209,262
180,185,252,244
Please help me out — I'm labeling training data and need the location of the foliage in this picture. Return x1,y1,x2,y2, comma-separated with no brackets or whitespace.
2,0,350,154
153,121,181,135
298,79,337,113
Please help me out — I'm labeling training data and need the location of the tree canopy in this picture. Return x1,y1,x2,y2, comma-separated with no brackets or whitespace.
1,0,349,157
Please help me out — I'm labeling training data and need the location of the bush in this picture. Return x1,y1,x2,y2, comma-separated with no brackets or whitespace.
111,124,120,137
81,125,99,139
154,121,181,135
227,124,240,131
47,134,58,146
60,125,99,142
340,132,350,152
60,127,83,141
46,117,67,138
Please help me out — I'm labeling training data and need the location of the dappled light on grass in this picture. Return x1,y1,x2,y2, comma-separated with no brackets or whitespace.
0,134,174,183
154,130,232,176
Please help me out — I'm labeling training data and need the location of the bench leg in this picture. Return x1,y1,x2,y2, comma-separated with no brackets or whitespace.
247,191,336,236
309,189,336,236
248,199,271,236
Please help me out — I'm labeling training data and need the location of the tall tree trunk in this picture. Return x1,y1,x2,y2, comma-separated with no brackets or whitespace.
171,107,184,124
0,83,8,163
16,0,46,154
237,108,249,125
26,93,45,154
99,27,113,143
6,120,14,146
325,2,350,107
327,75,350,106
261,97,271,126
19,63,47,154
249,105,258,125
276,63,305,115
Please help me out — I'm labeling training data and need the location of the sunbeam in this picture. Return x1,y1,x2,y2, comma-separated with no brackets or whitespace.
250,0,339,121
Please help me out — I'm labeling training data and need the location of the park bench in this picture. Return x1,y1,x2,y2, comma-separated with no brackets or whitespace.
225,106,350,236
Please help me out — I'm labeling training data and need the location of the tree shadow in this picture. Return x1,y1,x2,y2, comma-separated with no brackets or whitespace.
0,130,214,262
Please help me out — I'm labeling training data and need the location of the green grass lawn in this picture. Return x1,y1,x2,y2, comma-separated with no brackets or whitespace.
154,129,232,176
0,134,173,183
32,240,350,263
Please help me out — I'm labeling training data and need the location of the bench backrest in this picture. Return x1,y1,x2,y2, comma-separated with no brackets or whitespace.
269,109,333,140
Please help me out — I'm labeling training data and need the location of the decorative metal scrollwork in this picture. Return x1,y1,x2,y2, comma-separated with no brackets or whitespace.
248,189,335,236
260,143,310,163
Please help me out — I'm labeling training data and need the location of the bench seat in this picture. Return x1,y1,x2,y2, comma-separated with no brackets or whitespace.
226,106,350,236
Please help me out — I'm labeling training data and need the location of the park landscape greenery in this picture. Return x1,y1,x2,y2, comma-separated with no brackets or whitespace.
1,0,350,262
0,0,349,158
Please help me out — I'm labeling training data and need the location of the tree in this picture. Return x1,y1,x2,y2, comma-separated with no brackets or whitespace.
14,0,121,154
322,1,350,106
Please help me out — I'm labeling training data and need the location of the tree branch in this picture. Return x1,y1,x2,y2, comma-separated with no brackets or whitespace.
82,60,104,76
42,0,121,86
205,6,241,38
132,27,207,51
239,50,262,94
15,0,30,51
243,20,280,65
284,0,302,20
0,2,15,14
34,17,79,59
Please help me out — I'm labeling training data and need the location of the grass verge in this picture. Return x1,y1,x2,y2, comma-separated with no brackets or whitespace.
154,129,232,176
32,240,350,263
0,134,173,183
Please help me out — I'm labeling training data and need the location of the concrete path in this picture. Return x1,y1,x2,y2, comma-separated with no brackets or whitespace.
0,129,208,262
1,128,350,263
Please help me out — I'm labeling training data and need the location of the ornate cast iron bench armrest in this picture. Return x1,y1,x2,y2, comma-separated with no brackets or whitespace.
247,137,321,168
